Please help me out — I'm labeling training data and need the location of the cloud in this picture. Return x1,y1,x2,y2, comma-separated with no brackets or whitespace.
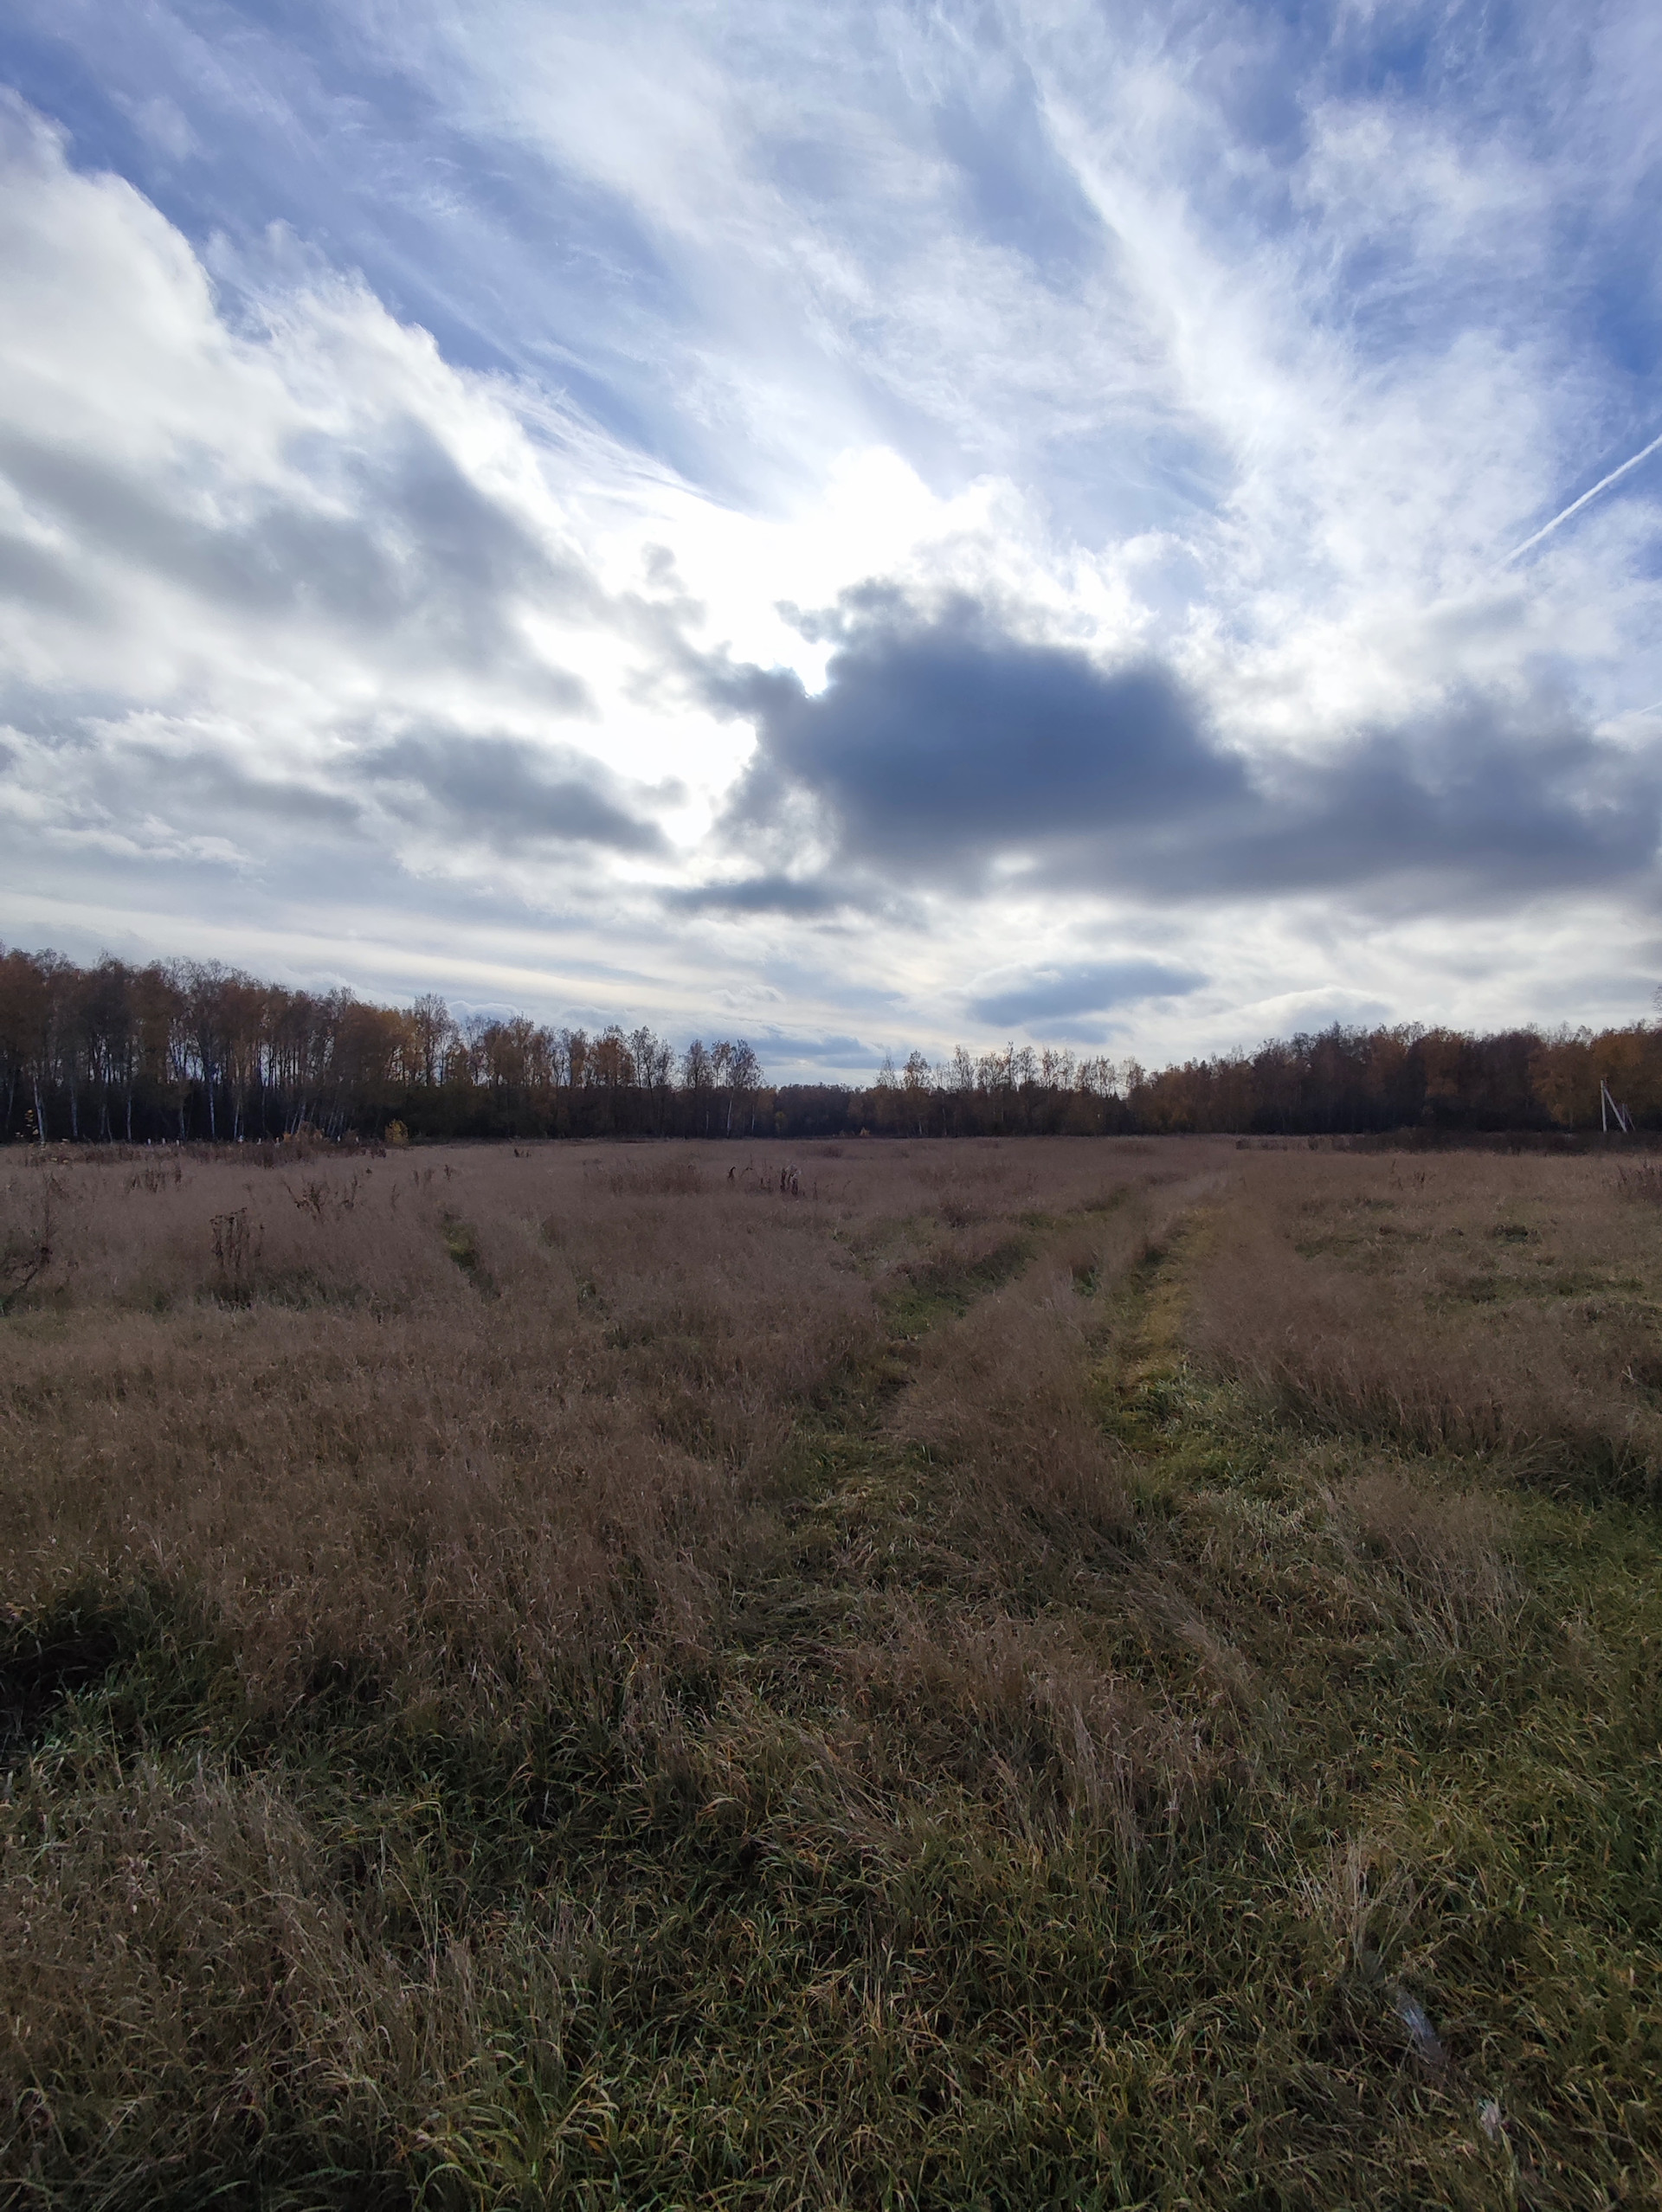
712,592,1246,873
1206,697,1659,902
752,1030,868,1064
708,591,1662,907
664,873,850,915
353,729,670,853
0,96,688,924
0,525,100,619
968,960,1207,1028
0,410,600,697
2,3,1662,1062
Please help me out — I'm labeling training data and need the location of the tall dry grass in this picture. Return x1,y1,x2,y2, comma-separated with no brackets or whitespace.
1187,1150,1662,1494
896,1173,1207,1553
821,1167,1248,1849
0,1758,583,2190
0,1144,883,1720
7,1135,1652,2207
0,1135,1232,2196
0,1139,1189,1726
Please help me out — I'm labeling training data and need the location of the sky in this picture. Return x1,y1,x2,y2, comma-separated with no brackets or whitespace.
1,0,1660,1078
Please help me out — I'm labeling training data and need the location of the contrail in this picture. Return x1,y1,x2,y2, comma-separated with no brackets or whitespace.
1503,427,1662,563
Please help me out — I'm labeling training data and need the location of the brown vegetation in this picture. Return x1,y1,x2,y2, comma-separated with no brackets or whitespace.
0,1138,1658,2206
10,939,1662,1145
1188,1148,1662,1494
0,1142,895,1720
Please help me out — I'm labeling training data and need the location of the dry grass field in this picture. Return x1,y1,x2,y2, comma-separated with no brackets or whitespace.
1,1136,1659,2209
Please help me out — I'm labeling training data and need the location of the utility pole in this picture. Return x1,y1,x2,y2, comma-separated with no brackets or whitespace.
1601,1079,1633,1135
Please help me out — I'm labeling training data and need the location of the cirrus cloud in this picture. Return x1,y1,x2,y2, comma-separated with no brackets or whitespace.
0,2,1660,1073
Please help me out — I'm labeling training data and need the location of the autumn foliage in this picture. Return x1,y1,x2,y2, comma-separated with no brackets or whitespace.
1,942,1656,1143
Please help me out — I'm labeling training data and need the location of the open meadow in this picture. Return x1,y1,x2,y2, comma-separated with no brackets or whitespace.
0,1135,1659,2209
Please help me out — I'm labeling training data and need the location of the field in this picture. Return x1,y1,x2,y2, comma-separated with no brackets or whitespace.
1,1136,1659,2209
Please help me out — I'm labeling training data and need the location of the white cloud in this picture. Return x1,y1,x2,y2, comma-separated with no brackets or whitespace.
1,2,1660,1067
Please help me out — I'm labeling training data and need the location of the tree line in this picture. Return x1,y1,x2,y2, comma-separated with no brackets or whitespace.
0,943,1654,1144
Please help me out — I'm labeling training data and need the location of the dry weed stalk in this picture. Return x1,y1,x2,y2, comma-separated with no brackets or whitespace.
0,1179,59,1315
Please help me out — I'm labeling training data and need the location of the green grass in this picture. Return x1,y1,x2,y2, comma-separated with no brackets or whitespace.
3,1219,1661,2208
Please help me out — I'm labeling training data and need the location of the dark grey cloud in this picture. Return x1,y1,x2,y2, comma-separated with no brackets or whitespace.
969,959,1206,1028
702,591,1662,907
712,591,1243,878
168,750,364,833
1216,706,1656,899
354,729,671,854
664,873,850,915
